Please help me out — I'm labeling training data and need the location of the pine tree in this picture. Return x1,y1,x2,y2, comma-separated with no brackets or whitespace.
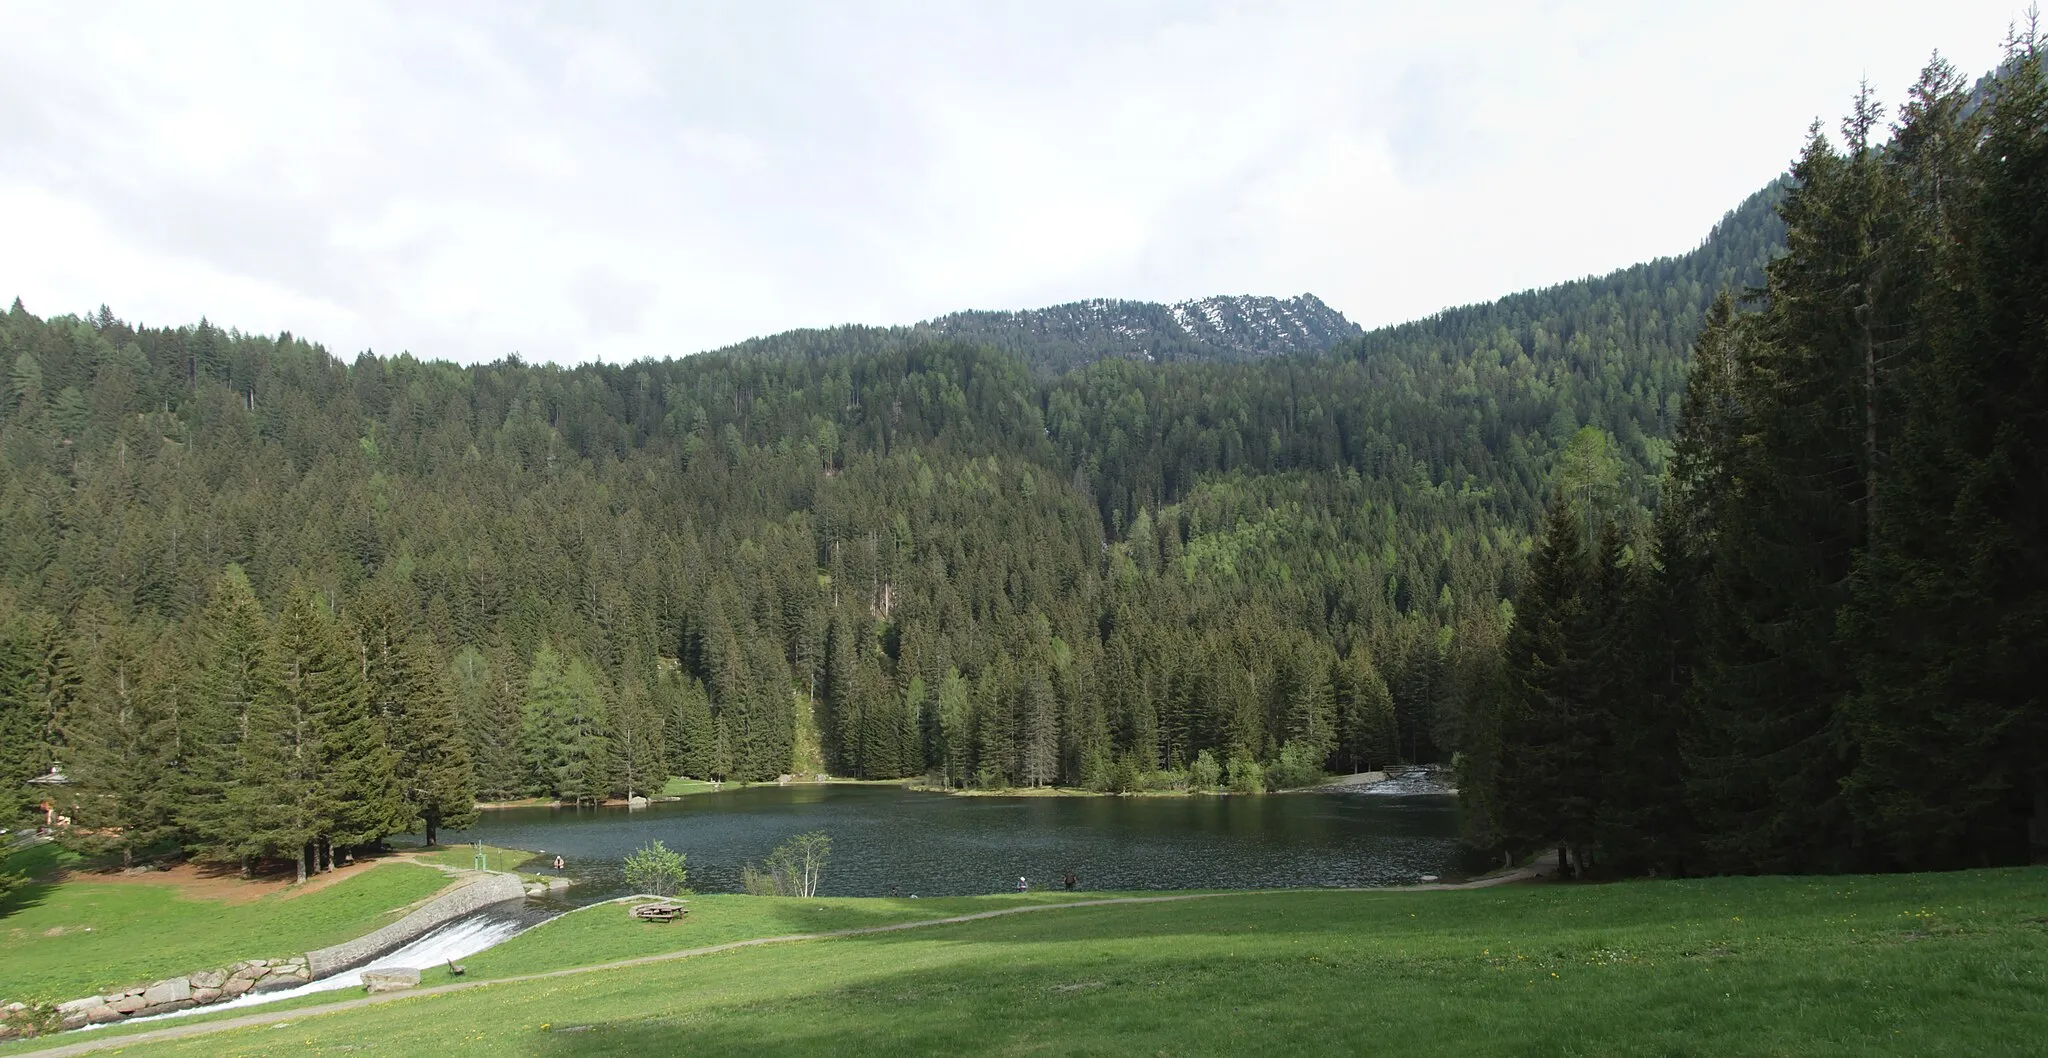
57,606,182,867
609,677,668,799
181,567,270,866
356,590,476,845
1683,121,1903,875
1334,649,1397,772
1495,499,1605,875
0,610,66,827
1842,44,2048,866
665,672,715,780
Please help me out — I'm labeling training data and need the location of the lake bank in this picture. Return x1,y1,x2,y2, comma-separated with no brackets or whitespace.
474,769,1435,813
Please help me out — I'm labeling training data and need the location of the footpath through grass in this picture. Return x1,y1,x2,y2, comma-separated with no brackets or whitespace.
14,866,2045,1057
0,855,452,1004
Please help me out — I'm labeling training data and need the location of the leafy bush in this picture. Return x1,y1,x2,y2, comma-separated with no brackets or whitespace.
1226,753,1264,794
1266,741,1326,790
1188,750,1223,791
1140,767,1187,793
622,839,688,897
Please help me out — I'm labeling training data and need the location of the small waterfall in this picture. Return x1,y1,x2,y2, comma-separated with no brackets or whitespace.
105,898,564,1026
1353,766,1453,796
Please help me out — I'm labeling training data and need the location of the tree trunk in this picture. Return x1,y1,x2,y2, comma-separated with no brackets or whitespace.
295,845,308,884
425,811,439,848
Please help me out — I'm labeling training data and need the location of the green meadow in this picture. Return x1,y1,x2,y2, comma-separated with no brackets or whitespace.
12,867,2044,1057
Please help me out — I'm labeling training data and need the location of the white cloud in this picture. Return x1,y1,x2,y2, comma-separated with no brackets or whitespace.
0,0,2029,364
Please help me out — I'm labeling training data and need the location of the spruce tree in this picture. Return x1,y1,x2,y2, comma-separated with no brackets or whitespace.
1496,499,1604,875
57,607,183,867
1842,44,2048,866
356,590,476,845
181,567,270,866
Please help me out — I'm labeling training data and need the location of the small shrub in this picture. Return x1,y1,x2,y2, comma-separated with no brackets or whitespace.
1266,741,1327,790
1226,753,1264,794
1188,750,1223,791
1141,767,1187,793
621,839,688,897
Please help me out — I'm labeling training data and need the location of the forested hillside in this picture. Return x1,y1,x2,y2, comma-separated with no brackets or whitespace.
922,293,1363,373
1470,42,2048,877
0,110,1795,878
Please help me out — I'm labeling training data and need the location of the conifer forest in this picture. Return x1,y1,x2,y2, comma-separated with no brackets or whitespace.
2,41,2043,883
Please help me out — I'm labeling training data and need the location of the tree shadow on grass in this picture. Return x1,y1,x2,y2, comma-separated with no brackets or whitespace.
0,876,51,921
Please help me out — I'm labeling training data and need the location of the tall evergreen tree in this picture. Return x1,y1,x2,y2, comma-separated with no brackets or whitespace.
356,589,477,845
57,606,183,867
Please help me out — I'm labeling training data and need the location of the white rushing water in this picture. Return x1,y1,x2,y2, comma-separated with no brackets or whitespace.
1352,767,1454,796
99,901,550,1027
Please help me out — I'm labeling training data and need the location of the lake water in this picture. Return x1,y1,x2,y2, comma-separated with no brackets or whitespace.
442,780,1476,900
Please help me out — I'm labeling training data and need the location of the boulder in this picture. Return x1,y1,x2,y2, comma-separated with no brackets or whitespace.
139,999,195,1017
251,974,302,994
192,988,223,1004
223,977,254,997
142,978,191,1007
86,1005,124,1025
110,994,148,1014
190,969,228,990
361,969,421,994
56,997,105,1017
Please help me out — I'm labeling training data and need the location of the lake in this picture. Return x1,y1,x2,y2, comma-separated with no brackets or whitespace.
441,780,1477,900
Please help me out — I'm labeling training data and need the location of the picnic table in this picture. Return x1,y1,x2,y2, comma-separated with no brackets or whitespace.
630,901,689,922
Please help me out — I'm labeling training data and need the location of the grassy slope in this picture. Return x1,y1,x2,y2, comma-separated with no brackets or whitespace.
448,890,1126,982
36,867,2048,1058
0,860,452,1002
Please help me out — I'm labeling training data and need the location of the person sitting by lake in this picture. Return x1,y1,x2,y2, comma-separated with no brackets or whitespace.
553,855,565,873
1063,870,1077,890
1016,876,1028,892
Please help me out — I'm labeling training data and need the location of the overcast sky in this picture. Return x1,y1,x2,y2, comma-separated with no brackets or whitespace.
0,2,2030,365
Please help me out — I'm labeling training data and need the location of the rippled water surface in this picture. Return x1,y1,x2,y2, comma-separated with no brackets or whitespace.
444,781,1475,900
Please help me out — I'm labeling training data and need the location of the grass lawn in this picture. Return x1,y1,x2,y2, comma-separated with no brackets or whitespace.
24,867,2046,1057
0,858,453,1004
405,844,536,875
657,778,722,796
443,890,1129,982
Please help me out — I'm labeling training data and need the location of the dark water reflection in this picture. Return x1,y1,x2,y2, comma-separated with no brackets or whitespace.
444,784,1478,901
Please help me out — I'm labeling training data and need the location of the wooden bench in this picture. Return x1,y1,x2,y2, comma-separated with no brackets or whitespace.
631,901,688,922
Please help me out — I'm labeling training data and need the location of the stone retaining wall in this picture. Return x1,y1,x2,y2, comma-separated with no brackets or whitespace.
305,871,524,977
0,870,526,1041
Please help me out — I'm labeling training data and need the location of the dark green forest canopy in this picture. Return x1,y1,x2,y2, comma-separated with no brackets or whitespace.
0,171,1784,870
1468,43,2048,878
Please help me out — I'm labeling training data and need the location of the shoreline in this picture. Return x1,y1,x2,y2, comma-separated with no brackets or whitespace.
470,770,1436,811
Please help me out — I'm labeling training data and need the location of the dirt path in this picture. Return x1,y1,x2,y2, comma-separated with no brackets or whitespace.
10,860,1552,1057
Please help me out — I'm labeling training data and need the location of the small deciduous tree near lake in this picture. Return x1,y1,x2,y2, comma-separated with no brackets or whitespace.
743,830,832,897
622,839,687,898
